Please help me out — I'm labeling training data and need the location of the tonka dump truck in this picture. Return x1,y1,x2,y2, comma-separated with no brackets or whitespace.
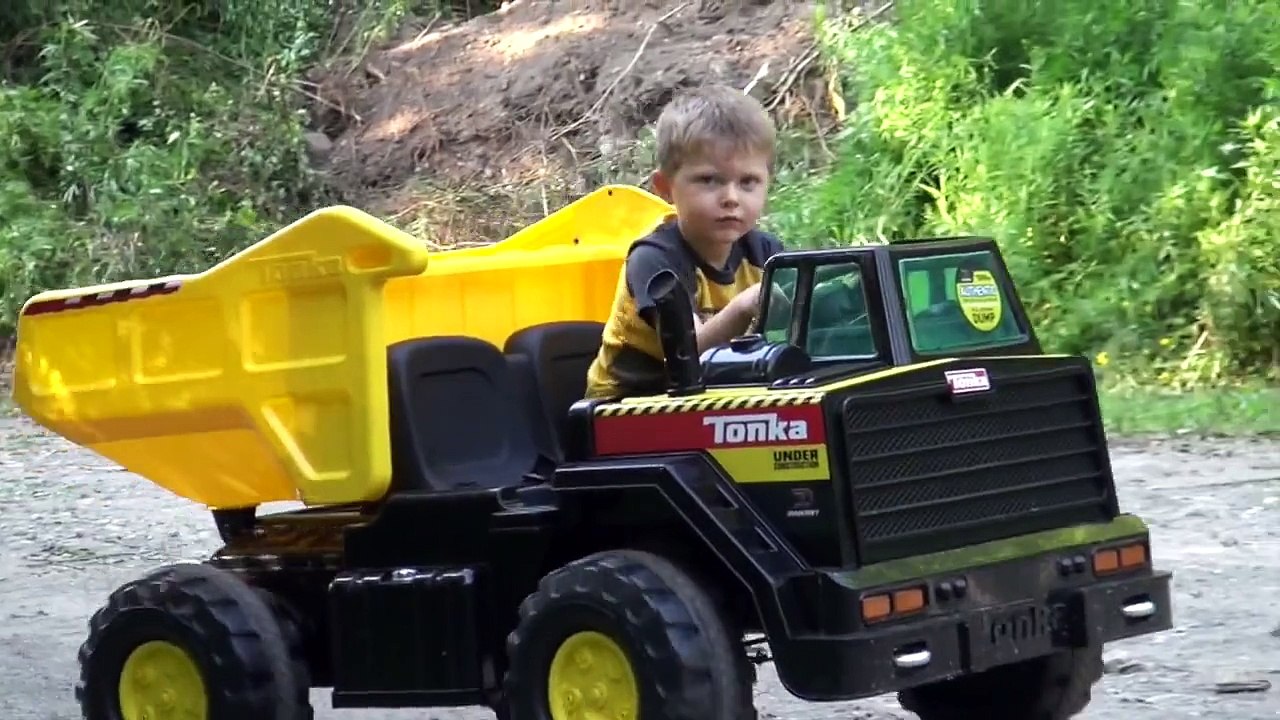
12,185,1172,720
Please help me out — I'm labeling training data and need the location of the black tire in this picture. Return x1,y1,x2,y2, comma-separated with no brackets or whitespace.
898,645,1104,720
253,586,316,720
503,549,755,720
76,562,313,720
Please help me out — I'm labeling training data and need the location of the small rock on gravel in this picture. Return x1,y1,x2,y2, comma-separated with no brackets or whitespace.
1213,679,1272,695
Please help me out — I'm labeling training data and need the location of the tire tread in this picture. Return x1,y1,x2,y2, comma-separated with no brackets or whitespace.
504,549,755,720
76,563,312,720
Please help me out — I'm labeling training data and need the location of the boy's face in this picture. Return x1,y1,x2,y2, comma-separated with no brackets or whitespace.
653,140,771,258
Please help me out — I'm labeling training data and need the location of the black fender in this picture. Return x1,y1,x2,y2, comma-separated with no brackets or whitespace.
329,454,819,702
548,453,813,652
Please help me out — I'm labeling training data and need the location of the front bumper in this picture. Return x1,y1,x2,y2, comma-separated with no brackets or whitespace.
772,569,1173,701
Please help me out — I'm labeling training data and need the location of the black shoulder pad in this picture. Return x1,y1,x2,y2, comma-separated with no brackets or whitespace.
741,228,784,268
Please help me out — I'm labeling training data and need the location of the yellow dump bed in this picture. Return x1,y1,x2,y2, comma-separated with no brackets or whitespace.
11,185,672,509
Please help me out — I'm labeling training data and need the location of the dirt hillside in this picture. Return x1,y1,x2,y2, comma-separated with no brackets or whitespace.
310,0,855,241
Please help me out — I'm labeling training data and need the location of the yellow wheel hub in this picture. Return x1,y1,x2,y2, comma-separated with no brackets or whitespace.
547,630,639,720
118,640,208,720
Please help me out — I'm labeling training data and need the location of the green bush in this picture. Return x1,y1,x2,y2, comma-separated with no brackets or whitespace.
2,0,1275,395
0,0,448,336
770,0,1279,386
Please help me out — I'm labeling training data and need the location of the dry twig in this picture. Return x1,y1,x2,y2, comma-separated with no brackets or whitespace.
764,1,893,111
550,2,689,142
798,92,835,161
743,61,771,95
412,13,444,44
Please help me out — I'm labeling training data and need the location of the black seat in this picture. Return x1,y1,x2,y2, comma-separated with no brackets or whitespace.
386,336,540,493
912,301,988,352
503,321,604,462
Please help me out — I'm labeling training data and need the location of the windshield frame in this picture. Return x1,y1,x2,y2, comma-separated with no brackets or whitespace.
884,238,1039,363
757,248,894,368
755,237,1042,374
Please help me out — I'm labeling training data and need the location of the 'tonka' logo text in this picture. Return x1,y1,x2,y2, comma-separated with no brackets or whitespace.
703,413,810,445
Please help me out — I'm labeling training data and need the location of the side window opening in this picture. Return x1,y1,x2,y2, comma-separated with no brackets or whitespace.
760,266,798,344
760,262,877,360
805,263,876,359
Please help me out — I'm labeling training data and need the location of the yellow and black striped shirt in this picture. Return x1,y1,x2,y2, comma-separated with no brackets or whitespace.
585,218,783,399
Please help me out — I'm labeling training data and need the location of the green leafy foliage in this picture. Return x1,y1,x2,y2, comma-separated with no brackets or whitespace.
770,0,1280,386
1,0,1275,403
0,0,459,336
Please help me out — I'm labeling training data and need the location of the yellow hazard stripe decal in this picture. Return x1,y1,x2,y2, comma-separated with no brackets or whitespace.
593,359,956,417
815,358,953,392
594,392,825,416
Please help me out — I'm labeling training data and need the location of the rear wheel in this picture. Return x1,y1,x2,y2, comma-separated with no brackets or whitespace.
503,549,755,720
76,562,312,720
898,645,1104,720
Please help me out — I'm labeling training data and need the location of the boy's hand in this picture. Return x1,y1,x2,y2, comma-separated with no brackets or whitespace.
729,282,763,324
693,283,760,352
733,281,789,322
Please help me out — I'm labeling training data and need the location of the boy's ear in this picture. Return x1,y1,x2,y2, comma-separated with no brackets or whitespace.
651,170,673,203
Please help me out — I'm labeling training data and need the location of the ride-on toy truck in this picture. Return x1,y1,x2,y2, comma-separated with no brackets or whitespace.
11,185,1172,720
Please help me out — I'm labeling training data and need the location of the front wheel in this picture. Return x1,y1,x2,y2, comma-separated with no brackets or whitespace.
898,645,1104,720
503,549,755,720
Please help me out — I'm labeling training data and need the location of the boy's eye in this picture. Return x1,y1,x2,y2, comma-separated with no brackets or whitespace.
686,172,762,188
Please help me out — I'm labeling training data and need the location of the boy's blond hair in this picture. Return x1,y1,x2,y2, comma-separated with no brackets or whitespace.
654,84,776,175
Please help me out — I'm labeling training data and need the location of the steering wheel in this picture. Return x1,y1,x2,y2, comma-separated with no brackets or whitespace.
810,274,866,329
757,278,795,333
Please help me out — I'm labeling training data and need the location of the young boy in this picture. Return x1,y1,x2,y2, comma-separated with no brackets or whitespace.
584,84,784,399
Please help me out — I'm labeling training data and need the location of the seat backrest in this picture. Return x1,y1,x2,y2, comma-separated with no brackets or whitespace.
503,321,604,461
807,325,876,358
912,301,985,352
386,336,539,493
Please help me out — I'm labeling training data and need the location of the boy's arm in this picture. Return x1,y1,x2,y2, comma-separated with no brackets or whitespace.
693,230,791,349
692,297,757,352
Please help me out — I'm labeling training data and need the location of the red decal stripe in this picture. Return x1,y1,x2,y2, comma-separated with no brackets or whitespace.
22,280,183,316
595,404,826,455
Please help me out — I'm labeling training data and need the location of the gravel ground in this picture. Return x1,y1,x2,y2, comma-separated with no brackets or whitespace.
1,415,1276,719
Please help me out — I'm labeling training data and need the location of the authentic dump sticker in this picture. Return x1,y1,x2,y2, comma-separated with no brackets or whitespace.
955,268,1003,332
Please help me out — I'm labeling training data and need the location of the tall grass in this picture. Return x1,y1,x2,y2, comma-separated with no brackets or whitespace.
0,1,449,336
2,0,1276,395
768,0,1280,387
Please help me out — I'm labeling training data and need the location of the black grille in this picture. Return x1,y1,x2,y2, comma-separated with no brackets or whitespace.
840,363,1116,564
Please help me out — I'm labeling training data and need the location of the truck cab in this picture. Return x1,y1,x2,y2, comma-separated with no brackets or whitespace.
770,238,1033,361
672,236,1042,395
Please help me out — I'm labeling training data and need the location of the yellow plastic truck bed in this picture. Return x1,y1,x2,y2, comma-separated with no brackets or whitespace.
11,185,672,510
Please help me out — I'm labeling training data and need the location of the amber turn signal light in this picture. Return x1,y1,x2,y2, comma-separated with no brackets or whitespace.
893,587,926,614
861,584,929,624
1093,542,1148,575
1119,543,1146,567
861,594,892,623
